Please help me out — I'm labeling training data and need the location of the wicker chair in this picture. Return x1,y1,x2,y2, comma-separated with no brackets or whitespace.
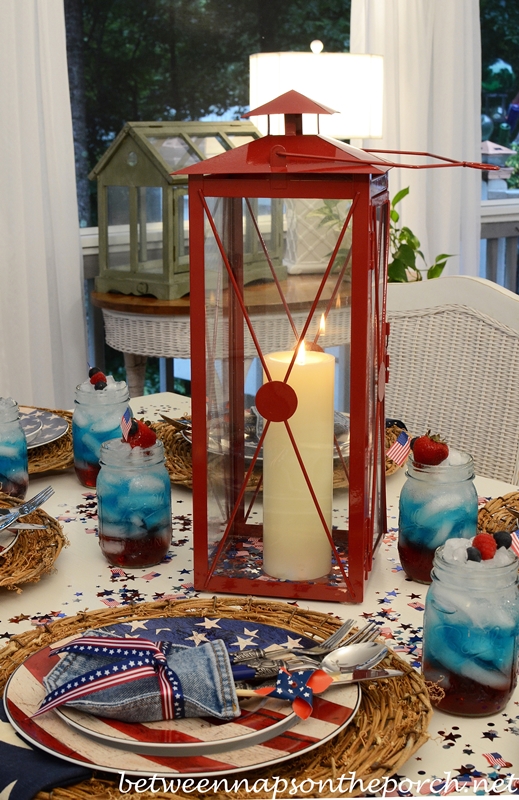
386,276,519,483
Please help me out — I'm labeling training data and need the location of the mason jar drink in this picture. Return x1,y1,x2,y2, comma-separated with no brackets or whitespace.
97,438,172,568
0,397,29,499
398,450,477,583
423,540,519,716
72,377,130,487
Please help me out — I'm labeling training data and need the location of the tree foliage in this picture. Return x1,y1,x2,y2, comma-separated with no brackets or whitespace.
481,0,519,86
80,0,350,169
66,0,519,226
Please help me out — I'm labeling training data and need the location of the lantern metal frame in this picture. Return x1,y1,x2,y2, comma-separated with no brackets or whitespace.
176,96,390,603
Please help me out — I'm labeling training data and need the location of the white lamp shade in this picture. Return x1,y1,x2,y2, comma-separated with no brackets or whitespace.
249,51,383,139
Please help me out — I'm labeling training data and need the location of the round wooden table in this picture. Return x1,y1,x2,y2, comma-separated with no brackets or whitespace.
92,278,352,397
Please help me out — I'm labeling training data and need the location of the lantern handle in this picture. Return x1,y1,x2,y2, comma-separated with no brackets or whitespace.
278,148,498,172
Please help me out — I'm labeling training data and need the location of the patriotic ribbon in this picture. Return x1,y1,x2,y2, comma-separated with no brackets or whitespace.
33,635,184,720
255,667,332,719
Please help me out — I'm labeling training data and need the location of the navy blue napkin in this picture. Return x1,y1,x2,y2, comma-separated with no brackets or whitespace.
0,703,91,800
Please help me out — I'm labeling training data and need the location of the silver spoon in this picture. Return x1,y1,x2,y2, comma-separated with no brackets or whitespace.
285,641,388,674
320,640,388,673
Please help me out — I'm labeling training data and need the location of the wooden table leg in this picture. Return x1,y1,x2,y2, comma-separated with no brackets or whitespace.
123,353,147,397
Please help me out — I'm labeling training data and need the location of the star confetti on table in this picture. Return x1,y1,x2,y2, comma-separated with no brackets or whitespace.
482,730,500,741
440,730,462,743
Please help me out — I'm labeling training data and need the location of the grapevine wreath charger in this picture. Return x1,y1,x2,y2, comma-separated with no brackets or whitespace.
0,597,433,800
151,417,410,488
0,492,67,592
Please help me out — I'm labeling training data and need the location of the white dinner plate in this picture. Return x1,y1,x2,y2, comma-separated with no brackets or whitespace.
4,615,361,778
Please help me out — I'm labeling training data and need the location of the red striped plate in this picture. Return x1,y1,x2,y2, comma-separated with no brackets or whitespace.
4,620,361,778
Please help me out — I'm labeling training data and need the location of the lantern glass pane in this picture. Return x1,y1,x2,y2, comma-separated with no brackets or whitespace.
146,135,201,169
137,187,163,274
202,193,354,591
106,185,130,271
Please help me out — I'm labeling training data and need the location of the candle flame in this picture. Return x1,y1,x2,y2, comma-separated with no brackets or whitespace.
335,295,341,309
320,314,326,334
296,340,306,365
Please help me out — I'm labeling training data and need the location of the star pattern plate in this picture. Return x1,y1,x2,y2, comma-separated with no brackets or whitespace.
18,408,69,450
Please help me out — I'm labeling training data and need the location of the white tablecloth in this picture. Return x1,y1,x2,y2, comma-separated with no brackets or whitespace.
4,392,519,796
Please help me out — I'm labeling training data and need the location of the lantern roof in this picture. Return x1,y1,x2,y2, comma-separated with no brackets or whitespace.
174,133,391,176
243,89,338,118
174,90,391,177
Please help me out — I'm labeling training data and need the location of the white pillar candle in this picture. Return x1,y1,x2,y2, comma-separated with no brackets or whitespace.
262,348,334,580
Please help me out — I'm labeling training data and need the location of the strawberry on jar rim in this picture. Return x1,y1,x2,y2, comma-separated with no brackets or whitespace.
126,418,157,449
411,430,449,465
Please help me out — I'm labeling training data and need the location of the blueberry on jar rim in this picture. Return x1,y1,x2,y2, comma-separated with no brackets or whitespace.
493,530,512,549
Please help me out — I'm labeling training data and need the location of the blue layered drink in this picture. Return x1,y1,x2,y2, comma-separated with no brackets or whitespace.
423,537,519,716
72,376,129,487
97,438,172,568
0,397,28,499
398,450,477,582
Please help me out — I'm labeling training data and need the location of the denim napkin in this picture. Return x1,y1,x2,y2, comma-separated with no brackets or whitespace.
41,630,240,722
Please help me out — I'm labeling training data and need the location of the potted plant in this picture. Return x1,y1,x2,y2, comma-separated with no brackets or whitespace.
387,187,452,282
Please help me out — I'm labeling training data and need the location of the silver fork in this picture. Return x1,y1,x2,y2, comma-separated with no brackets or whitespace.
281,621,382,671
230,617,355,664
0,486,54,532
340,620,380,645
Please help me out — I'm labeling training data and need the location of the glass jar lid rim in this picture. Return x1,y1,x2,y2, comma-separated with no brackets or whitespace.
100,437,165,465
434,543,519,575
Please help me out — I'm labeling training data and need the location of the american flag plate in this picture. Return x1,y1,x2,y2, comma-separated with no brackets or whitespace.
3,616,361,778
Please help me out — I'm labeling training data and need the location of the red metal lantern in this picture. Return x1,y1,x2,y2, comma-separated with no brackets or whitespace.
176,91,392,603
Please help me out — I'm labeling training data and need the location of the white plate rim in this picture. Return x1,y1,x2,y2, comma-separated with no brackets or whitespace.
4,670,361,778
54,695,300,756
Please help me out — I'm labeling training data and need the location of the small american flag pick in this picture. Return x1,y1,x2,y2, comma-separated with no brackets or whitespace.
483,752,512,768
121,407,132,440
386,431,411,466
510,531,519,557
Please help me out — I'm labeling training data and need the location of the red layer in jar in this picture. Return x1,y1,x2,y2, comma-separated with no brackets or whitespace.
0,476,28,499
74,463,100,488
422,657,515,716
99,532,170,569
397,539,435,584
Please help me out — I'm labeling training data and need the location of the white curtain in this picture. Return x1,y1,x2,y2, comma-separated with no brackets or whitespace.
350,0,481,276
0,0,87,409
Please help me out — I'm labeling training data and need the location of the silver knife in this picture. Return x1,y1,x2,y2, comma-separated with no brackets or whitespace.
2,523,47,531
235,668,404,695
326,668,404,684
